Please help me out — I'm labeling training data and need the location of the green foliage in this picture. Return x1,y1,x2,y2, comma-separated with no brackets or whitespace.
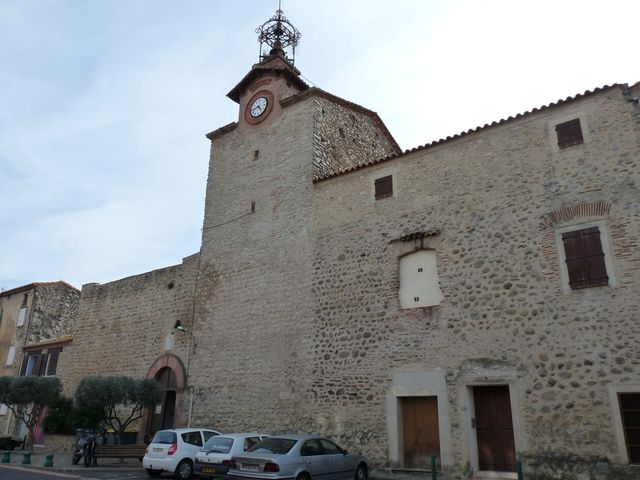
43,396,103,434
75,376,160,443
0,376,62,452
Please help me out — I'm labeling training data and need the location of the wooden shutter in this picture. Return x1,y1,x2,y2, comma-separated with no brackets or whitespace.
619,393,640,464
562,227,608,289
555,118,583,148
374,175,393,199
45,347,62,376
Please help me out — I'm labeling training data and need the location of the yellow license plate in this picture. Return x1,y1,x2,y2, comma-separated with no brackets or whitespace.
202,467,216,473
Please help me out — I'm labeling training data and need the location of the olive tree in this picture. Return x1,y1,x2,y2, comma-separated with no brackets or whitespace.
0,376,62,452
75,376,160,444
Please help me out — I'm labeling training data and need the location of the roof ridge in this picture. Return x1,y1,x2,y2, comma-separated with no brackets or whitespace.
313,83,625,182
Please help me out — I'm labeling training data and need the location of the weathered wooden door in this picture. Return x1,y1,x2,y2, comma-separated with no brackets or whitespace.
402,396,440,467
473,385,516,472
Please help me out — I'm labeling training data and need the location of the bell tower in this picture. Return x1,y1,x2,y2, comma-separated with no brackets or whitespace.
227,7,307,130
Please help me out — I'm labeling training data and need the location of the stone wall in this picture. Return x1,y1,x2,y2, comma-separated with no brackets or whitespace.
309,86,640,476
58,255,199,400
29,283,79,343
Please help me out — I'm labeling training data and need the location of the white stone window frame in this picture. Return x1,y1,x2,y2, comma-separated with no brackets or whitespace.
370,166,398,202
554,219,617,294
608,384,640,465
547,111,591,152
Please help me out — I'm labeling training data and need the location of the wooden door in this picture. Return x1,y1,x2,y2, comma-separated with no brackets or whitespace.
473,385,516,472
402,396,440,467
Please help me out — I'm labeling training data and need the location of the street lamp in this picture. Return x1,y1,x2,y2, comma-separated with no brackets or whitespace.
172,320,197,427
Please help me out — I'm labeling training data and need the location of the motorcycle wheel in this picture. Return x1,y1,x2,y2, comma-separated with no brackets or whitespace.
72,450,82,465
83,449,92,467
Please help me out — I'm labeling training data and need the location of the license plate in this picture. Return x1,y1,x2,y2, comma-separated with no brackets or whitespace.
243,463,260,470
202,467,216,473
153,448,163,453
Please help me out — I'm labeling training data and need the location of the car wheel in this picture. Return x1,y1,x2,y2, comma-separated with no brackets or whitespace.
146,469,162,478
355,463,368,480
175,459,194,480
296,474,311,480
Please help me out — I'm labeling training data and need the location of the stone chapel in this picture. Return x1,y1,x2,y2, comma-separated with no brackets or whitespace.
57,8,640,480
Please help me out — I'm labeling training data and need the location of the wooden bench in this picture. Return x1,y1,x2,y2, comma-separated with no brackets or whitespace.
94,444,147,460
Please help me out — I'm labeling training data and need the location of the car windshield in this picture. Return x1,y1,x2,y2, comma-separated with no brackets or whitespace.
203,436,234,453
248,437,297,454
152,431,177,444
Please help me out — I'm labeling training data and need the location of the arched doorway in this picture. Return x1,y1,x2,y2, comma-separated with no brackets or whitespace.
152,367,177,431
144,354,186,437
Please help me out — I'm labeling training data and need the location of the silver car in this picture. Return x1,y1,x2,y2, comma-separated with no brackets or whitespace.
230,434,368,480
195,432,269,478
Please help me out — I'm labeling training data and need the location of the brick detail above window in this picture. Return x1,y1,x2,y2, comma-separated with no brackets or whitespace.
374,175,393,199
555,118,584,148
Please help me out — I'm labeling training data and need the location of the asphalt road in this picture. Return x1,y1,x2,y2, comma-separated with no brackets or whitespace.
0,465,163,479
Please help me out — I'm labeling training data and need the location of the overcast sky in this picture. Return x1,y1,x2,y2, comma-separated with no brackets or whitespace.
1,0,638,290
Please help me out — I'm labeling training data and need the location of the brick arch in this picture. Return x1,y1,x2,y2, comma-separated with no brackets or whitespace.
141,354,188,438
541,201,611,228
146,354,186,393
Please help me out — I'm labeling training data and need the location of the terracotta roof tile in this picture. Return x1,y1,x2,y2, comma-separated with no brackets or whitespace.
313,83,627,183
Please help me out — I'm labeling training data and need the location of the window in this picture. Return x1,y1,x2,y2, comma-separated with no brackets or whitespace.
181,431,203,447
300,439,323,456
5,346,16,366
0,404,7,415
399,250,444,308
20,350,45,377
319,439,342,454
45,347,62,376
619,393,640,464
16,307,26,327
555,118,583,148
561,226,609,289
244,436,261,451
374,175,393,199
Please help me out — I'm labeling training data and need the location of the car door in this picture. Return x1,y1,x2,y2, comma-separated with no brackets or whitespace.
181,430,204,460
319,439,352,480
300,439,331,479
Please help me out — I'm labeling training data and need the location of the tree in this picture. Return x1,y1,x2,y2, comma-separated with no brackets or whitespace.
75,376,160,444
0,376,62,452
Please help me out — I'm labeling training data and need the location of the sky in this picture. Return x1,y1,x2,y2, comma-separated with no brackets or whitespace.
1,0,638,290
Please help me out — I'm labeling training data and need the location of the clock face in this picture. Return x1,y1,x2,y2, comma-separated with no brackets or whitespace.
250,97,268,118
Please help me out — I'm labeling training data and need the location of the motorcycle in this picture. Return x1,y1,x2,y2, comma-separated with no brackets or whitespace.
71,429,89,465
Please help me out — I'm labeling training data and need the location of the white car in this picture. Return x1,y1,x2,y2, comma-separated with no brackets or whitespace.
143,427,220,479
195,433,269,478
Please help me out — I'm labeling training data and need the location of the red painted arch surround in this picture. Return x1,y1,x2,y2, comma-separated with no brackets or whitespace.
141,354,188,438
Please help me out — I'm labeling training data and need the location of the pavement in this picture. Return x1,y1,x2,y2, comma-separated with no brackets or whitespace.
0,448,144,473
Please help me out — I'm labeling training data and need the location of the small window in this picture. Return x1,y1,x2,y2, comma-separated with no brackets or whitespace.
619,393,640,464
374,175,393,199
561,227,608,289
555,118,583,148
319,439,342,455
5,346,16,366
0,404,7,415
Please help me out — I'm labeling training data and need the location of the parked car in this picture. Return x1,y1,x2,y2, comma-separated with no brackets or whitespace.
230,434,368,480
194,432,269,478
143,427,220,479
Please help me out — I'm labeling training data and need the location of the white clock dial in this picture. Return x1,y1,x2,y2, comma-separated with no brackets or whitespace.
250,97,268,117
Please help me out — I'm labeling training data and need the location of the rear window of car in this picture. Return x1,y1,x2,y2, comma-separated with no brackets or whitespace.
248,437,297,454
203,436,234,454
152,431,177,444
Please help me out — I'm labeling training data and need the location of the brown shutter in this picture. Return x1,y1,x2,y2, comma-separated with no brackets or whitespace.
555,118,583,148
562,227,608,289
45,347,62,376
375,175,393,199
